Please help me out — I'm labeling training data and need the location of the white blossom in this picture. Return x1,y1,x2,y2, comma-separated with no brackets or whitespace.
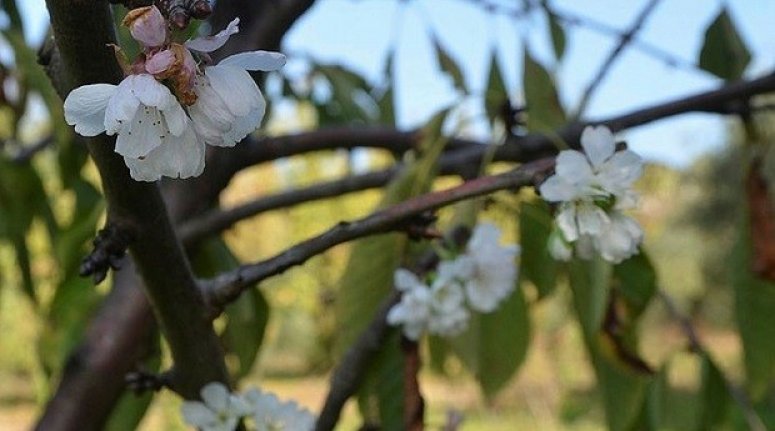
180,382,250,431
539,125,644,263
186,18,286,147
63,74,201,181
386,269,432,340
455,224,519,313
244,388,315,431
426,261,469,336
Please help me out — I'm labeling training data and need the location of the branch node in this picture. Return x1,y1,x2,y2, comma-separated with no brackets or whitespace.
125,369,173,395
399,211,439,241
80,223,135,284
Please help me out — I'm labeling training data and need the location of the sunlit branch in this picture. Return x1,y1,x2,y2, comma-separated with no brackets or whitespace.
200,157,554,310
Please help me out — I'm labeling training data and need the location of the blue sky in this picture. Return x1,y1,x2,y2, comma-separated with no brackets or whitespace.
11,0,775,168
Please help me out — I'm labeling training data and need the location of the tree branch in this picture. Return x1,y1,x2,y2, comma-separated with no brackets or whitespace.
573,0,662,118
201,157,554,309
314,292,400,431
44,0,230,398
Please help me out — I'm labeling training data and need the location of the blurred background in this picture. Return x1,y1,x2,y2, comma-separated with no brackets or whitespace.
1,0,774,429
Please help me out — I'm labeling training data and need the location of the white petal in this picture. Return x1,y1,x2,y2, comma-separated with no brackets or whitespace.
206,65,262,117
555,150,594,185
161,94,188,137
114,106,163,158
576,203,609,236
220,50,287,71
130,74,171,108
181,401,217,427
63,84,115,136
539,175,579,202
190,79,235,131
394,269,421,292
467,223,501,253
104,78,140,135
220,105,264,147
555,204,579,242
154,125,206,179
548,231,573,261
465,280,500,312
580,125,616,169
185,18,239,52
597,149,643,191
201,382,230,412
124,156,162,182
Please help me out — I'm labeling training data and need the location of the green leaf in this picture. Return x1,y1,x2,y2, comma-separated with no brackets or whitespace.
569,258,652,431
192,238,269,378
733,213,775,400
519,199,558,298
541,4,566,61
484,50,508,126
316,64,376,124
699,8,751,80
523,47,566,133
432,36,468,94
55,179,104,277
696,353,733,430
223,289,269,378
335,110,450,426
613,252,657,319
568,257,612,340
38,275,102,379
446,285,531,398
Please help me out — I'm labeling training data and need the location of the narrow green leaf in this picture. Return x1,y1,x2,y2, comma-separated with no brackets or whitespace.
432,36,468,94
519,199,558,298
733,213,775,400
699,8,751,80
447,285,531,398
569,258,652,431
316,64,375,124
542,6,567,61
613,252,657,319
336,110,450,426
484,51,508,126
696,353,733,430
523,47,566,133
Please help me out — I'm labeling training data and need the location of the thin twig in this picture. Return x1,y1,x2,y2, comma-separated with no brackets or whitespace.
573,0,662,119
657,290,766,431
201,157,554,309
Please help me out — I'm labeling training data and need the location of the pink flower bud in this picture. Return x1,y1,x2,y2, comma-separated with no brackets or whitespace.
124,6,167,49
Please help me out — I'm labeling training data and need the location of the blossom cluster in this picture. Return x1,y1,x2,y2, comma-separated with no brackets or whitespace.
64,6,285,181
181,382,315,431
387,224,519,340
539,125,644,263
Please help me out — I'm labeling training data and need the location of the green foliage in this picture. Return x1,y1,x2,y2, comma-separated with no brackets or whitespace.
446,286,531,399
484,50,507,126
540,2,567,61
523,47,566,134
699,7,751,80
105,334,161,431
334,110,450,427
569,256,654,431
314,64,377,124
518,199,558,299
733,210,775,400
432,35,468,94
192,238,269,378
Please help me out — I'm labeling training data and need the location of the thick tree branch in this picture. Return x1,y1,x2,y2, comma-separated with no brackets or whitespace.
44,0,229,398
201,157,554,309
573,0,662,118
35,262,156,431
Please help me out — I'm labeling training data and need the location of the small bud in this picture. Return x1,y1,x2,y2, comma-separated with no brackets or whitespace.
189,0,212,19
170,10,190,29
123,6,167,48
